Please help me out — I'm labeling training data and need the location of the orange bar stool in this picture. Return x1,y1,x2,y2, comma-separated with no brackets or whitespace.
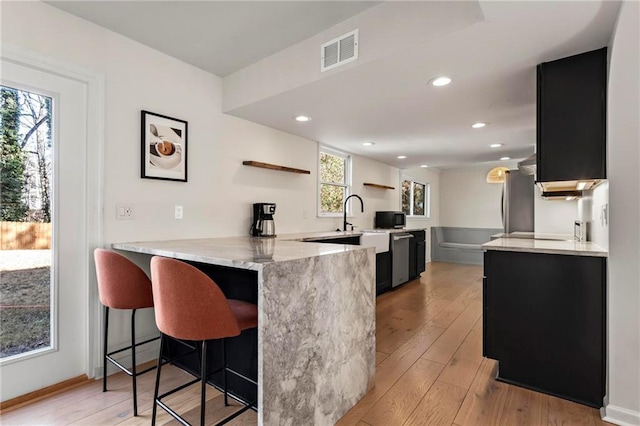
150,256,258,426
94,248,160,416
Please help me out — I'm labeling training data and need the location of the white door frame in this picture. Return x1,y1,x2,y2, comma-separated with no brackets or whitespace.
1,42,105,381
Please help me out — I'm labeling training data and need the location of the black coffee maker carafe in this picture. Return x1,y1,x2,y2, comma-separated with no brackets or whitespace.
251,203,276,237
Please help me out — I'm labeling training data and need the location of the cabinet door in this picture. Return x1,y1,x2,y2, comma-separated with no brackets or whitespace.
376,252,391,295
408,236,417,279
415,241,426,274
408,231,426,279
537,47,607,182
486,250,605,407
482,252,498,359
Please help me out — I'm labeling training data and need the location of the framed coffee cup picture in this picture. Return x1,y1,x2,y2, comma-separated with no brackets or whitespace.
141,110,188,182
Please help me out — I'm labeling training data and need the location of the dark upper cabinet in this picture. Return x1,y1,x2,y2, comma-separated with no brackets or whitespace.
537,47,607,183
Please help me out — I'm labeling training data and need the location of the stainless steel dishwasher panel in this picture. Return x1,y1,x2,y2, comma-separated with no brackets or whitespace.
391,232,412,287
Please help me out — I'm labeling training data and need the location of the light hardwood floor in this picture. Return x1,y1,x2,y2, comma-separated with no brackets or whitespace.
1,262,611,425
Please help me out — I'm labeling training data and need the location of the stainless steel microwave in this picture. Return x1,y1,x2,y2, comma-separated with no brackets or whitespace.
375,211,406,229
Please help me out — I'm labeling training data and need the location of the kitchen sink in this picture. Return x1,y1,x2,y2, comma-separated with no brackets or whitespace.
360,232,390,253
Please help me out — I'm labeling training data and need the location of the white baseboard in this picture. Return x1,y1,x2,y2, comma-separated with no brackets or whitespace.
93,335,161,379
603,404,640,426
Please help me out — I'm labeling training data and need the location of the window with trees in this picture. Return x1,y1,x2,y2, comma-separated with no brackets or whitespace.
401,176,430,218
318,146,351,215
1,85,53,359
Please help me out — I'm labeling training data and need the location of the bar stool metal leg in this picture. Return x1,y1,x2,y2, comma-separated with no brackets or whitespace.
103,306,109,393
201,341,207,426
131,309,138,416
152,334,165,426
223,339,229,406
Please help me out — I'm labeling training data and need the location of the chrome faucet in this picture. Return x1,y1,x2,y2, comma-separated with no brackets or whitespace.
343,194,364,231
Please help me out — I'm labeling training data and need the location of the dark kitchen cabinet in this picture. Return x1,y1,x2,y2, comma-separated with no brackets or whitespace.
305,236,360,245
483,250,606,407
376,252,391,295
537,47,607,182
408,230,426,280
164,261,259,406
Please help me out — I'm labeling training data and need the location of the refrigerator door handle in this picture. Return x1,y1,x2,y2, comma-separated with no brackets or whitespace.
501,185,506,231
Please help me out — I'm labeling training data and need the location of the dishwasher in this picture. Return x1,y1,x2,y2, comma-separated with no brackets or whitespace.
391,232,412,287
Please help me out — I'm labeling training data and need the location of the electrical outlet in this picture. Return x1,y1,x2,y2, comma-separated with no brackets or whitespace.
116,204,134,220
175,205,183,219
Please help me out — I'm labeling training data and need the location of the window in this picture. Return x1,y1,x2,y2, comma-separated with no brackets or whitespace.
401,176,430,218
318,146,351,216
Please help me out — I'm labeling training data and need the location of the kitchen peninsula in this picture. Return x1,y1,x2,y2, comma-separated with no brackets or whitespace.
113,233,376,426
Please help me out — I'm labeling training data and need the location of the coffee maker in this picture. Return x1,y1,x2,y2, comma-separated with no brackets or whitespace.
251,203,276,237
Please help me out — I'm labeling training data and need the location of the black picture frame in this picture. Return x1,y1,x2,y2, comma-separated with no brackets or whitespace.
141,110,188,182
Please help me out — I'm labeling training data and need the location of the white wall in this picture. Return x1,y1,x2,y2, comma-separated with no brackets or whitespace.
578,182,609,249
534,187,579,235
605,1,640,424
0,1,418,383
590,182,609,250
439,162,517,229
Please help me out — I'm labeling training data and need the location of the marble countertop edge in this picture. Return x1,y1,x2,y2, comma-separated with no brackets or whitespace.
111,235,376,270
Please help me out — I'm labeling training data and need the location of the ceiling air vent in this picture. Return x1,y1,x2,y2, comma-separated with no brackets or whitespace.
321,29,358,72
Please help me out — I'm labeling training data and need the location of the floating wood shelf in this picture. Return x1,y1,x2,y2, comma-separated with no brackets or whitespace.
242,161,310,175
363,182,395,190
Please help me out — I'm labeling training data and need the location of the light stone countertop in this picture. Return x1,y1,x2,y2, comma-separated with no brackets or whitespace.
483,237,608,257
112,235,365,271
490,231,575,241
278,230,363,241
112,228,428,270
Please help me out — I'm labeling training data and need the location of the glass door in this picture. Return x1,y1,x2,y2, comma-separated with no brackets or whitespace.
1,58,89,401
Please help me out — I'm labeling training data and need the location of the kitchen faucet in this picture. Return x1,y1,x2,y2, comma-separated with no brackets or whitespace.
343,194,364,231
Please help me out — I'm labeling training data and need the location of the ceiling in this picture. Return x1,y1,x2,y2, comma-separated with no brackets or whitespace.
46,1,379,77
46,0,621,170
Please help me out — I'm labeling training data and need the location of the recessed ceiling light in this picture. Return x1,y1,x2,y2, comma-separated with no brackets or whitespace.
362,142,375,146
397,155,407,159
294,115,311,122
500,156,511,161
420,164,429,168
431,76,451,87
472,122,487,129
489,143,504,148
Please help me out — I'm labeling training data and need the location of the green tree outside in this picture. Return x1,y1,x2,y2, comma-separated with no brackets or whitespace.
1,87,28,221
320,151,347,213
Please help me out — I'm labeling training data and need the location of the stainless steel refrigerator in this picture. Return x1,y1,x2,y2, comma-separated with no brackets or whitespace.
502,170,535,233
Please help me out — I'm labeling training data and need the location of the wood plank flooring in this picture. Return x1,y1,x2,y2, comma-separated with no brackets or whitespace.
0,262,611,425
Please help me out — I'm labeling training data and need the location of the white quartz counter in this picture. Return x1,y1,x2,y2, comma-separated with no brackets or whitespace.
483,237,608,257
